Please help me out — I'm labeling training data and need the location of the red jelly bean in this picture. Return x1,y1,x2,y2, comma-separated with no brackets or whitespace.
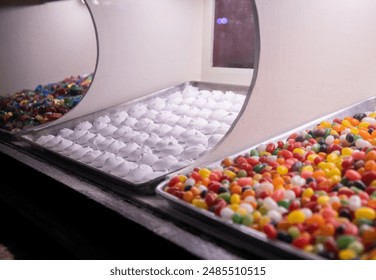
263,224,277,239
345,169,361,181
362,171,376,185
292,235,311,249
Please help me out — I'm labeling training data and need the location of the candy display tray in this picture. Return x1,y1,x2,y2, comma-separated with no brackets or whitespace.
20,81,249,195
156,96,376,259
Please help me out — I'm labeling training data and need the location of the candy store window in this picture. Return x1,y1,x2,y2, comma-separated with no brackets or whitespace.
0,0,97,133
213,0,256,69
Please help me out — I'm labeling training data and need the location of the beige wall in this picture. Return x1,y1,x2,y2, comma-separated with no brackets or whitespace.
0,0,97,95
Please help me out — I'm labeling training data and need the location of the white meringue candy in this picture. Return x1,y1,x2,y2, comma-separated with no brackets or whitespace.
229,102,243,113
203,99,217,109
45,136,63,148
209,109,228,121
134,118,154,131
126,164,154,183
70,146,94,160
167,125,186,139
155,111,174,123
170,159,194,170
35,134,55,145
123,117,138,127
93,115,111,126
199,90,212,98
184,106,200,118
173,104,191,116
143,171,165,181
117,142,140,157
211,90,225,101
155,136,179,151
183,131,208,147
107,140,126,154
110,111,128,126
222,112,238,125
69,129,87,141
139,109,159,121
147,97,166,111
99,124,118,137
152,155,179,171
113,126,132,139
179,144,207,160
102,155,125,172
90,121,108,133
175,115,192,127
164,114,180,126
88,134,106,148
129,104,148,119
74,121,93,131
120,129,139,142
97,137,115,150
208,134,224,148
195,108,212,119
159,143,184,157
181,86,199,98
62,143,82,156
181,95,196,105
234,94,246,103
200,120,221,135
224,91,236,100
217,100,233,110
143,133,161,148
138,152,159,166
91,152,114,168
143,122,160,134
190,117,208,130
167,94,183,105
151,124,173,137
127,146,153,162
51,139,74,152
76,132,96,145
81,150,102,164
110,160,138,178
190,96,207,108
57,128,74,138
214,123,230,135
131,132,149,146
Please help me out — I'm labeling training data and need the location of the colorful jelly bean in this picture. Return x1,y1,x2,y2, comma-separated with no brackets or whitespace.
164,111,376,259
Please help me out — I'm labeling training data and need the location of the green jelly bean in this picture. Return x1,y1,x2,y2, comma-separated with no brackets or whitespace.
253,164,266,173
278,200,290,209
242,214,253,226
237,170,247,178
272,148,280,156
337,235,356,250
348,241,364,255
232,213,243,224
250,149,259,156
355,218,374,226
218,192,231,203
287,226,300,239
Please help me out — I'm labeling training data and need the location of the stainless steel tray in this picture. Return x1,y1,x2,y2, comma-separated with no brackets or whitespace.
156,96,376,259
21,81,249,194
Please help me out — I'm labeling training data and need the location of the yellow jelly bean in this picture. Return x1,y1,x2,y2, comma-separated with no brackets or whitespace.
359,122,370,128
371,180,376,187
370,112,376,118
230,194,241,205
223,169,236,180
229,204,240,212
342,148,353,156
339,249,356,260
304,245,314,253
253,174,262,181
253,211,262,222
330,175,342,184
355,207,376,220
199,168,211,178
341,119,352,128
259,216,271,227
350,127,359,135
178,175,187,182
287,210,306,224
302,165,314,172
302,187,314,199
327,153,339,163
293,148,305,155
277,165,288,175
328,168,341,178
307,154,318,162
192,199,208,210
320,121,332,128
317,196,330,205
259,151,271,156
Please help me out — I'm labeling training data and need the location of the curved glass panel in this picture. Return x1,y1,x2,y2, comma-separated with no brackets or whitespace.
0,0,97,133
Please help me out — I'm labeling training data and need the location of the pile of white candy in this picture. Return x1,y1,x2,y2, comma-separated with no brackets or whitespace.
34,86,246,184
